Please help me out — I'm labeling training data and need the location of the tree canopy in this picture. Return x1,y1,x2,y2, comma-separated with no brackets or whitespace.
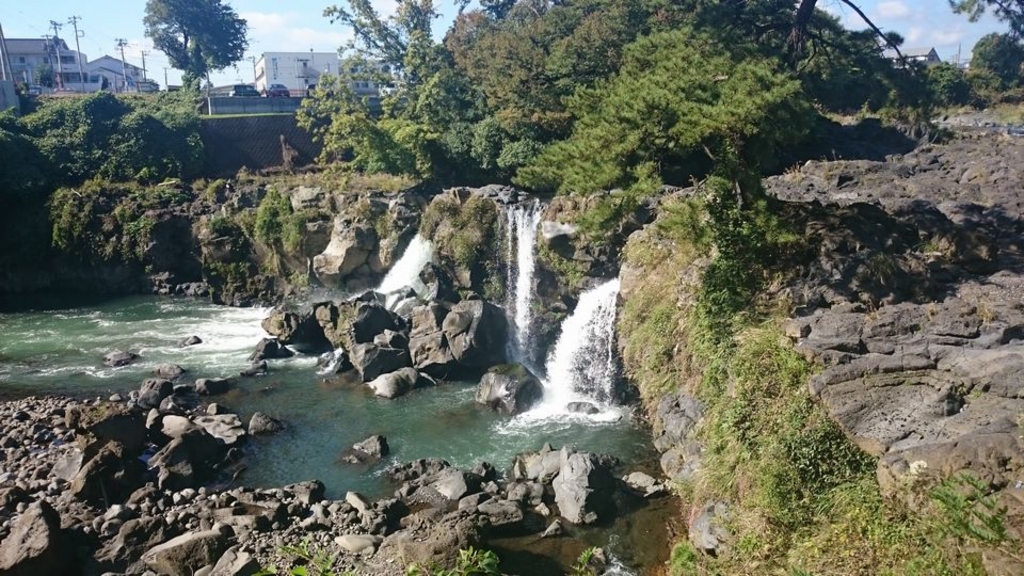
950,0,1024,37
972,32,1024,87
144,0,248,87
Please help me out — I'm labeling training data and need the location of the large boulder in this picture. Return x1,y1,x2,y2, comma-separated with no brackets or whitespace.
72,401,147,455
552,449,616,525
248,338,295,362
148,428,226,491
367,367,421,399
351,343,411,382
248,412,284,436
442,300,508,368
352,302,400,345
195,377,232,396
138,378,174,410
70,440,146,503
313,221,379,288
0,501,73,576
419,262,460,303
142,524,233,576
475,364,543,415
103,350,138,367
193,414,246,446
261,307,331,353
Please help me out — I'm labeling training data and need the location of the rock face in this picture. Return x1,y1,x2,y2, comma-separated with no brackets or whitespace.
552,449,616,525
0,501,73,576
475,364,544,415
313,221,381,290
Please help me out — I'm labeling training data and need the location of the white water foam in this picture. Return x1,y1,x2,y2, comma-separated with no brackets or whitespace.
377,235,434,308
504,201,543,363
512,278,625,425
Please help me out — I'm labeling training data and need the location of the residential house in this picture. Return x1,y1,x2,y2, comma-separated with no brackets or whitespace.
885,47,942,67
255,52,340,94
253,51,384,97
87,55,144,93
3,37,101,91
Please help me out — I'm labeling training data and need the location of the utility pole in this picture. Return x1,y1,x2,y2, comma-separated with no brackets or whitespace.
0,21,11,82
116,38,129,93
140,50,149,83
49,20,64,89
67,16,85,93
163,66,169,89
249,55,257,85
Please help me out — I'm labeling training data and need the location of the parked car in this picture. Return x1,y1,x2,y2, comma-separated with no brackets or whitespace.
264,83,290,97
228,84,260,97
26,85,43,96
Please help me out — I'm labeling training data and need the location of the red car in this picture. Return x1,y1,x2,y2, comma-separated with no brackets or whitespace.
264,83,291,98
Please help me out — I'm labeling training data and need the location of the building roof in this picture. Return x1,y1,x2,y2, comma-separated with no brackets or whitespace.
87,55,143,75
4,37,71,55
903,47,938,58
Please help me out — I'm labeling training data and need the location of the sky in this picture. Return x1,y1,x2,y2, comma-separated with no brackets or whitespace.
0,1,1010,88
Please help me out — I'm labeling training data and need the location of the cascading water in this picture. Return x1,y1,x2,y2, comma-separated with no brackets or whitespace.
376,234,433,308
521,278,623,421
503,201,543,363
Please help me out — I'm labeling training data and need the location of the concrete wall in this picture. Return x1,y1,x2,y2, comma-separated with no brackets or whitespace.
207,97,303,115
0,81,20,114
199,114,321,177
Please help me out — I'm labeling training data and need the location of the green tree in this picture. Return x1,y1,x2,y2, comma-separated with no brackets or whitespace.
971,32,1024,88
517,29,811,199
144,0,248,88
950,0,1024,36
33,64,55,88
928,62,973,106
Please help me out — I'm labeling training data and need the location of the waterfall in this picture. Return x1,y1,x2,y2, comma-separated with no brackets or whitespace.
504,201,543,362
377,234,433,307
525,278,622,420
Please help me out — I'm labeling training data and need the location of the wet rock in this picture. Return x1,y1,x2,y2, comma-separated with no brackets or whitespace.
354,435,390,458
261,307,331,354
623,471,669,498
142,524,233,576
240,360,268,377
179,335,203,347
510,445,562,483
138,378,175,410
374,329,409,350
248,412,284,436
0,501,73,576
155,363,187,380
317,348,352,375
541,518,565,538
193,414,246,446
567,401,600,415
475,364,543,415
552,449,616,525
104,350,139,367
367,367,420,399
351,343,411,382
248,338,295,362
195,377,232,396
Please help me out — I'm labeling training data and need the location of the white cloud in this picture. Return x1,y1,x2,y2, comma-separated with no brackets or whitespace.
905,27,925,44
241,11,351,54
877,1,912,19
930,29,966,46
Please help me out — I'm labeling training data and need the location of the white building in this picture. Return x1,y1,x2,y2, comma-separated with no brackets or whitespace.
87,55,144,93
255,52,340,94
3,37,102,91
